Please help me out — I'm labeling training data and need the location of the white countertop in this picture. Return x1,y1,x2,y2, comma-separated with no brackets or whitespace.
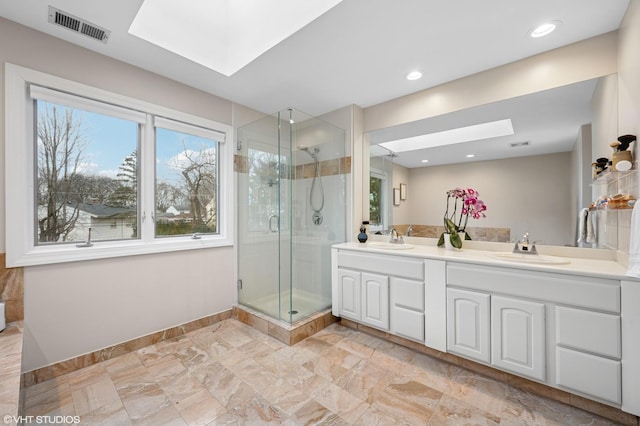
334,239,638,281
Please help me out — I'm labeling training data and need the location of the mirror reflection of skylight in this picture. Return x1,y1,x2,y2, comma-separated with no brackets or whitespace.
379,119,514,153
129,0,343,76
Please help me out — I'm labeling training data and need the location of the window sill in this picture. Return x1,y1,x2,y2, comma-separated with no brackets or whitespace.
7,236,233,267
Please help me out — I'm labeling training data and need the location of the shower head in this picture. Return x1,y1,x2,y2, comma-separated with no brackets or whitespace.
297,145,319,160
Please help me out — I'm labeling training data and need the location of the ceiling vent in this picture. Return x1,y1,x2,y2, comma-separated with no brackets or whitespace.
48,6,110,43
509,141,530,148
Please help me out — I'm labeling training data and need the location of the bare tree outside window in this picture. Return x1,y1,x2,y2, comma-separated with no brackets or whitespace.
36,100,139,244
156,127,218,236
176,141,217,228
36,103,87,242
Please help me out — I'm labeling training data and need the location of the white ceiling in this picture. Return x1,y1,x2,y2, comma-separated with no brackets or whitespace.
0,0,630,167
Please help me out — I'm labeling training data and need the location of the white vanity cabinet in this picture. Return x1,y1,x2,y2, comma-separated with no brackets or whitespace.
332,248,432,339
335,268,361,321
491,295,546,381
447,262,621,402
361,272,389,329
555,305,621,404
390,276,424,341
446,288,546,381
335,268,390,329
446,288,490,363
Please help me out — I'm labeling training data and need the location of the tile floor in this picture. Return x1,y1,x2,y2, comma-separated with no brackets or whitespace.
22,319,623,425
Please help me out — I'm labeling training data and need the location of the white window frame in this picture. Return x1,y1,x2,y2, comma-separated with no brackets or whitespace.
369,167,388,233
5,63,234,267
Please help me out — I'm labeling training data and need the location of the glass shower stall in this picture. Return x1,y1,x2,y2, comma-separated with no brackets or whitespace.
237,108,346,323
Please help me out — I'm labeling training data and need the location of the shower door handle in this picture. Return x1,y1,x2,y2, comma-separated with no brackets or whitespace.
268,214,279,232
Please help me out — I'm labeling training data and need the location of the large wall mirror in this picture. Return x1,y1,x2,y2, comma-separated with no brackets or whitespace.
363,74,622,248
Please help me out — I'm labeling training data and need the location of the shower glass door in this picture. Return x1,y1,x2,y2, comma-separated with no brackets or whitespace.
237,111,292,321
237,108,346,324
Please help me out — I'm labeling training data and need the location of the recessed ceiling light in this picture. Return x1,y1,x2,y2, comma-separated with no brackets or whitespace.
466,154,475,158
379,119,514,153
421,159,429,163
530,21,560,38
406,71,423,81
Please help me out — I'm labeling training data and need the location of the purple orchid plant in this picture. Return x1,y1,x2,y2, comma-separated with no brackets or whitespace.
438,187,487,248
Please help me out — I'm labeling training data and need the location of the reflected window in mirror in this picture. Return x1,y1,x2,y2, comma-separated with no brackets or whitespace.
369,168,388,233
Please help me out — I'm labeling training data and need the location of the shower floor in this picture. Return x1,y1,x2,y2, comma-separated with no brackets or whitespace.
241,289,331,323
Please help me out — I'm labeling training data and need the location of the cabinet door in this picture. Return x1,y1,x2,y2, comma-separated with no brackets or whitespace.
337,269,361,321
447,288,490,363
390,277,424,341
361,272,389,330
491,295,545,381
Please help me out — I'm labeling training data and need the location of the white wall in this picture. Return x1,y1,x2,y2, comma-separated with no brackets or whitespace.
408,153,573,246
364,32,618,133
23,248,234,371
591,74,619,162
0,18,242,371
391,163,411,226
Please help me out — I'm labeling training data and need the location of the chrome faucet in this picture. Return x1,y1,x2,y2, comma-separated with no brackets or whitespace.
389,227,405,244
513,232,538,254
406,225,413,237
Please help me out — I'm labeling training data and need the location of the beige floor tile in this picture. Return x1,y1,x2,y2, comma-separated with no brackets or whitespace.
71,376,121,416
20,319,632,426
78,400,132,426
260,378,310,416
500,386,619,426
446,370,509,419
292,399,342,425
66,363,110,392
118,382,171,422
310,381,369,423
228,395,292,425
104,353,145,377
23,377,74,417
132,403,186,426
428,394,500,425
174,389,227,426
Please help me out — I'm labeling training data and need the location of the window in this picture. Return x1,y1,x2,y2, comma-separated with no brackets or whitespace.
154,118,223,237
34,98,140,245
5,64,233,266
369,168,388,233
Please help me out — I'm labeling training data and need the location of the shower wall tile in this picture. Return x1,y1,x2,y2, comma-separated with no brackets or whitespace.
235,155,351,180
22,309,232,387
0,253,24,322
233,154,248,174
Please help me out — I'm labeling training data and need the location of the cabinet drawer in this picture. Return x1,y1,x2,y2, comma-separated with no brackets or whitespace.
556,347,621,405
447,263,620,313
391,277,424,311
391,307,424,342
556,306,620,358
338,251,424,280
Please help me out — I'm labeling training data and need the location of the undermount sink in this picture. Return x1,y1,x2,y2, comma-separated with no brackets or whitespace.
366,241,414,250
489,252,570,265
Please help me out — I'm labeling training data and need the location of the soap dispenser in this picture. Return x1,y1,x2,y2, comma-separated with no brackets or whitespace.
357,221,369,243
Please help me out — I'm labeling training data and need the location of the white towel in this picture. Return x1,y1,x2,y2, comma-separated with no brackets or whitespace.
586,209,596,244
577,208,588,243
627,201,640,278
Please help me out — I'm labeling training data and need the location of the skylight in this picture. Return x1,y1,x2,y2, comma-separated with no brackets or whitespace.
129,0,343,76
379,119,514,153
